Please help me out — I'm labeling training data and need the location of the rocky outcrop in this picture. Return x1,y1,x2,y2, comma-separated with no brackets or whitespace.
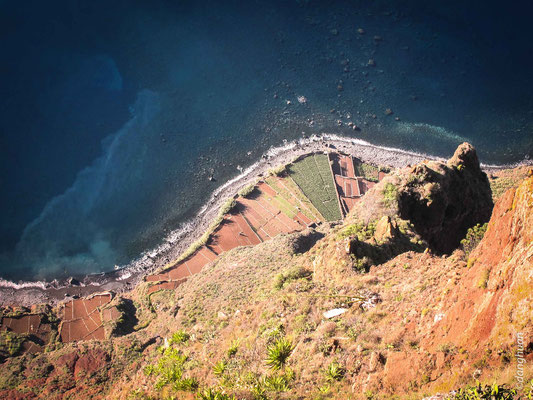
0,147,528,399
349,143,493,254
426,172,533,356
397,143,493,253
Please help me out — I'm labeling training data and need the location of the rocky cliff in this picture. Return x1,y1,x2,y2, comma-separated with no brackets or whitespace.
0,145,531,400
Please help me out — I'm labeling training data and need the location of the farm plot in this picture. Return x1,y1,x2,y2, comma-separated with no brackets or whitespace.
59,293,112,342
146,246,217,283
236,184,303,241
354,159,379,182
0,314,53,354
329,153,362,215
207,213,262,254
144,172,325,294
265,175,324,223
287,154,342,221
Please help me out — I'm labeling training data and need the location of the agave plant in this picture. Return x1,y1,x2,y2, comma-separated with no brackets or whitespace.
323,361,345,382
266,337,294,370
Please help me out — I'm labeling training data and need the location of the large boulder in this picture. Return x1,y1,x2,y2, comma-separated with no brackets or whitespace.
350,143,493,254
397,143,493,253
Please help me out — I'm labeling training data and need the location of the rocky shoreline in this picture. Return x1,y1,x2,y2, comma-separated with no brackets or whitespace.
0,134,528,308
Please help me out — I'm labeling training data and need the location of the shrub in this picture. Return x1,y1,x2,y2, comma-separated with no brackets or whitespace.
0,331,26,357
264,374,290,391
197,388,237,400
477,268,490,289
354,162,379,182
268,164,286,177
219,198,237,215
323,361,345,382
251,382,269,400
382,183,398,207
213,360,227,376
227,340,239,358
461,223,488,256
266,338,294,370
274,266,312,290
438,343,457,355
453,383,517,400
145,346,197,392
238,183,256,198
173,376,199,391
170,330,190,345
339,221,376,240
351,255,370,273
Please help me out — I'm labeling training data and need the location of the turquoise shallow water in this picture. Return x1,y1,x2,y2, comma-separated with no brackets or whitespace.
1,0,532,281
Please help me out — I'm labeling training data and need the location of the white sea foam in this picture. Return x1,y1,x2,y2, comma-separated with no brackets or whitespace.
112,133,442,277
394,122,467,143
1,129,525,290
0,278,48,290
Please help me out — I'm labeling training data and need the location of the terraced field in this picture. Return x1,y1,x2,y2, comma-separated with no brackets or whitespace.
264,175,324,223
144,174,324,295
329,152,361,216
287,153,342,221
354,158,379,182
1,151,384,350
0,313,53,354
59,293,113,342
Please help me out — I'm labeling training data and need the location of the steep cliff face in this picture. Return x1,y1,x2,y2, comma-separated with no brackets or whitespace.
347,143,493,254
425,173,533,357
0,148,530,400
399,143,493,253
307,171,532,395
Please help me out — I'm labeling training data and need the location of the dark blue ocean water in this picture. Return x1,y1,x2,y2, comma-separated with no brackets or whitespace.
1,0,532,281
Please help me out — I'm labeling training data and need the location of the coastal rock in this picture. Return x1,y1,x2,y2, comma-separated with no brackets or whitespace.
348,143,492,254
397,143,493,253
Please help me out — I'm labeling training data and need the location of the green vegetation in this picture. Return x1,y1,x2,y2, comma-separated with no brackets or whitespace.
219,198,237,216
0,331,26,357
354,161,379,182
461,223,488,256
197,388,236,400
263,372,292,391
238,183,256,198
268,164,286,177
274,266,312,290
477,268,490,289
323,361,345,382
271,194,297,218
339,221,377,240
252,367,295,395
266,337,294,370
453,383,517,400
165,197,237,269
143,345,198,393
382,183,398,207
287,154,342,221
170,330,190,345
438,343,457,355
212,360,227,376
489,172,525,201
226,340,239,357
265,175,323,222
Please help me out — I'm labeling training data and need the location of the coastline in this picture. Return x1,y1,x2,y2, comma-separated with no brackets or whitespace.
1,134,530,308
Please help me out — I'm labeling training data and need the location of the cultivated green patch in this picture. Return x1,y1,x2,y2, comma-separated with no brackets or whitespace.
287,154,342,221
